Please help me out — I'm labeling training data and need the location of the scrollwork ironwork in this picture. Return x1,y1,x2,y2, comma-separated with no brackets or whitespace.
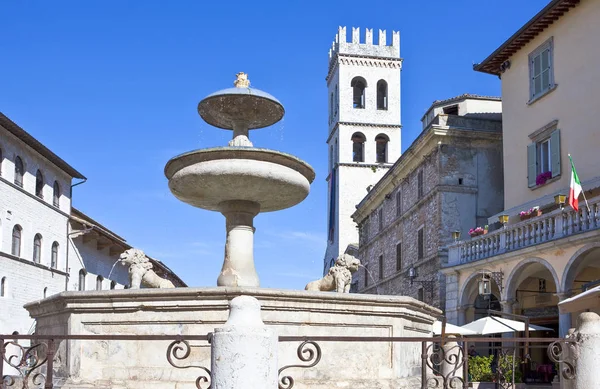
166,338,211,389
2,340,48,388
547,340,576,380
423,343,465,389
278,340,322,389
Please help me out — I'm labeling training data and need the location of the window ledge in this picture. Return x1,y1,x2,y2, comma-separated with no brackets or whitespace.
529,174,561,191
527,84,558,106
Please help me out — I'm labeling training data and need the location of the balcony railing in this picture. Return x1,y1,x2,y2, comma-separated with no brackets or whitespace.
448,198,600,266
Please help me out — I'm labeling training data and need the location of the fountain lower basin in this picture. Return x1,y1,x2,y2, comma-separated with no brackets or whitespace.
165,147,315,212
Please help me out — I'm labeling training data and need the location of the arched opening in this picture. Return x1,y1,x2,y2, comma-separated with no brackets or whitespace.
51,242,59,269
377,80,388,110
110,280,117,290
43,287,48,298
351,77,366,109
459,270,502,325
505,259,560,381
351,132,366,162
35,170,44,198
79,269,87,291
53,181,61,207
33,233,42,263
14,156,24,187
1,277,5,297
96,275,104,291
375,134,389,163
11,225,22,257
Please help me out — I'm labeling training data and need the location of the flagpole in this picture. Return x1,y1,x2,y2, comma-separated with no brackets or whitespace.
569,154,591,212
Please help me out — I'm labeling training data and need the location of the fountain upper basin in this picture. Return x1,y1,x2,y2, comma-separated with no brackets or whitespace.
165,147,315,212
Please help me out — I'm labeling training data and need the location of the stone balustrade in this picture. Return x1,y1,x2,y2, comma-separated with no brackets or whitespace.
448,199,600,265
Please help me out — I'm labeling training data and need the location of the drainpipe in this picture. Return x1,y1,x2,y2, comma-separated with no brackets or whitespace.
65,178,88,291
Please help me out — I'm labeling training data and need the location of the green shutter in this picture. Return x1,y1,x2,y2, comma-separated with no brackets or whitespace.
527,143,537,187
550,129,561,177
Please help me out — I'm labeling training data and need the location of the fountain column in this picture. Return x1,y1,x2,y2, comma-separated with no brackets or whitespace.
218,200,261,287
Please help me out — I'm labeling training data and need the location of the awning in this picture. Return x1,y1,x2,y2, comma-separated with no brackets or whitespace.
559,285,600,314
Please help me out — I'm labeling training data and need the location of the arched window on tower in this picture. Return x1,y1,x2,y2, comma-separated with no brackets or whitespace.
352,132,366,162
14,156,24,187
35,170,44,198
377,80,388,110
11,225,22,257
79,269,87,291
51,242,59,269
351,77,366,109
53,181,61,207
376,134,389,163
33,234,42,263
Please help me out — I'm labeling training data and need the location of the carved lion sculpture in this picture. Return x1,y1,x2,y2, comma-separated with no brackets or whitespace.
119,248,175,289
305,254,361,293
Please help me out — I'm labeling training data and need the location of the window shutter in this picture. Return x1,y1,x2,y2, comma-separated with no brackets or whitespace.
527,143,537,187
550,129,561,177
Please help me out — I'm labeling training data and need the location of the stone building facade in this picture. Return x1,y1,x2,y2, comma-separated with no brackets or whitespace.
352,96,504,309
0,112,185,348
323,27,402,275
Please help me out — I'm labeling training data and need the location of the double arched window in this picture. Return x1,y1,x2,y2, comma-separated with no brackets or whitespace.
14,156,24,187
351,77,367,109
377,80,388,110
51,242,59,269
33,234,42,263
352,132,366,162
11,225,22,257
35,170,44,198
376,134,389,163
53,181,61,207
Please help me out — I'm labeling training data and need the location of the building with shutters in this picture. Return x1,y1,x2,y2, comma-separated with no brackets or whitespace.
443,0,600,358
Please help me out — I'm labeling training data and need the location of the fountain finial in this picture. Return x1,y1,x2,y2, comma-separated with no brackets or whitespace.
234,72,250,88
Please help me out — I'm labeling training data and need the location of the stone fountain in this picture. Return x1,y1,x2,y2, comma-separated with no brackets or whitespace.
165,73,315,288
25,73,441,389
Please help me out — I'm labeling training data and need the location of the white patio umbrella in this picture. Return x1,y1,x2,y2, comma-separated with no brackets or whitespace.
460,316,553,335
433,321,477,336
558,285,600,313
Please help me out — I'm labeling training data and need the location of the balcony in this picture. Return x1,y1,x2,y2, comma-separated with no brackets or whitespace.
447,198,600,266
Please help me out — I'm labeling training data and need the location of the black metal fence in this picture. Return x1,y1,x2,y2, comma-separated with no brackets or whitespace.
1,333,577,389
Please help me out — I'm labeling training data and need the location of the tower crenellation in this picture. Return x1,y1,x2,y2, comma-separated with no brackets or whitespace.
329,26,400,65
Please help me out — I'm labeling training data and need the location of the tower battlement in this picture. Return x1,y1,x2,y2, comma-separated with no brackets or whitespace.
329,26,400,64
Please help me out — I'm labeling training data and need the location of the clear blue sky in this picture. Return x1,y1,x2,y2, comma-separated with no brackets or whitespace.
1,0,548,289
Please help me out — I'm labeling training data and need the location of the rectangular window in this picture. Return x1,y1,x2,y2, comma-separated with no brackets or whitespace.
364,265,369,288
417,287,424,302
529,38,554,101
527,129,561,187
417,170,424,198
396,191,402,217
378,255,384,279
396,243,402,271
378,208,383,231
417,228,424,259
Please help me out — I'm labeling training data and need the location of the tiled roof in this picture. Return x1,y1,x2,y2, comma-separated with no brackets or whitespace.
474,0,580,75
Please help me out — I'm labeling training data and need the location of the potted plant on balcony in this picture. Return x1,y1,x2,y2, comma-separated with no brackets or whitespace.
469,225,489,238
519,206,542,221
536,171,552,186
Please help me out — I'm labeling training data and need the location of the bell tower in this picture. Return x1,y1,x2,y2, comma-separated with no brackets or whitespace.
323,26,402,276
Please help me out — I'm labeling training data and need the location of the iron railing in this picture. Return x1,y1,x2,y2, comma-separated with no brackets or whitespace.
1,333,577,389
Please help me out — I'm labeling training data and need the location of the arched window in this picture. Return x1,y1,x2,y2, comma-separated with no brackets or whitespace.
33,234,42,263
351,77,366,109
110,280,117,290
14,156,24,187
1,277,5,297
53,181,60,207
352,132,366,162
334,85,338,116
96,275,104,291
375,134,389,163
51,242,59,269
377,80,388,110
35,170,44,198
11,225,22,257
43,287,48,298
78,269,87,291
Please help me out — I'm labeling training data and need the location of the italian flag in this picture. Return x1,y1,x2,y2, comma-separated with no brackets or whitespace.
569,155,582,211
